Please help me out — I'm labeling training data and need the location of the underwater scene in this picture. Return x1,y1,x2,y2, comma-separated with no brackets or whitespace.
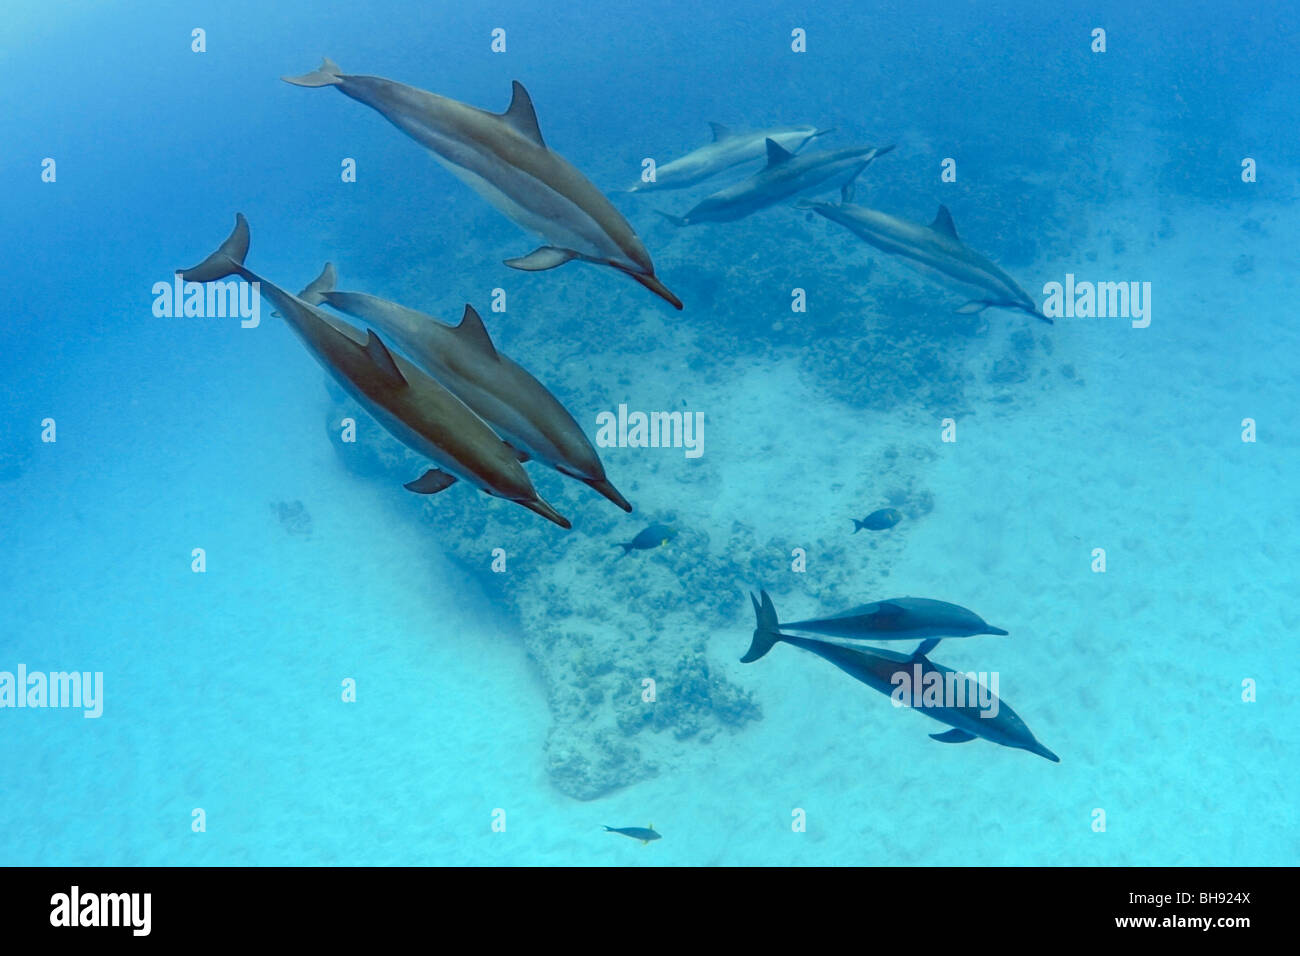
1,0,1296,867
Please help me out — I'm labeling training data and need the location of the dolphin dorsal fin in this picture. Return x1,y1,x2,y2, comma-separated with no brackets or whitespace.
363,329,408,388
708,122,732,141
764,138,795,167
502,81,546,148
931,205,959,239
296,262,336,305
453,304,501,361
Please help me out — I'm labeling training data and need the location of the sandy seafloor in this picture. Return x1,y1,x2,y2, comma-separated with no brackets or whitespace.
1,189,1295,866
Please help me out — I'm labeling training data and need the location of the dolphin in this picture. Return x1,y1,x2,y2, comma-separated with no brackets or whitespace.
283,59,682,310
656,139,893,226
775,595,1008,657
807,201,1049,323
743,591,1059,762
628,123,833,192
301,273,632,512
179,215,571,529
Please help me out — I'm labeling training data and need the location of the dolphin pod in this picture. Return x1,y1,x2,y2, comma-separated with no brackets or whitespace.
298,273,632,513
657,139,894,226
745,591,1059,762
807,201,1049,322
628,123,834,192
283,58,683,310
179,215,572,529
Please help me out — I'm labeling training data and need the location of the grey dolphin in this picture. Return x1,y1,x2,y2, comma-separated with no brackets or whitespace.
179,215,571,529
778,595,1008,656
628,123,833,192
301,274,632,512
744,591,1058,762
283,59,682,310
657,139,893,226
808,201,1049,323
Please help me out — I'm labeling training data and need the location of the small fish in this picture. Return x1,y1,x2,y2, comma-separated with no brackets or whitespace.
615,523,676,557
604,824,661,844
853,508,902,532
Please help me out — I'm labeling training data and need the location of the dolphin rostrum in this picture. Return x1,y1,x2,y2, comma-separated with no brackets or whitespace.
179,215,571,529
808,201,1049,323
628,123,833,192
744,591,1058,762
656,139,894,226
283,59,682,310
775,595,1008,657
300,273,632,512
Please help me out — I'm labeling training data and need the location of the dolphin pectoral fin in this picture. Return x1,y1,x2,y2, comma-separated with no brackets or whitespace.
504,246,579,271
841,182,856,203
362,330,408,389
404,469,458,494
282,57,343,87
930,728,977,744
955,300,992,315
912,638,941,659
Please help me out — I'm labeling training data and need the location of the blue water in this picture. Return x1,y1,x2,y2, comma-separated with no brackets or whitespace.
1,0,1297,865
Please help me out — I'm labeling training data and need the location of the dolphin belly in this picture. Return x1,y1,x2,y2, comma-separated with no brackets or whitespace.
438,160,623,263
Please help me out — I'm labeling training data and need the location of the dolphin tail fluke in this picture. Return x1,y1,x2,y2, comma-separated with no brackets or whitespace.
297,262,337,305
852,519,863,533
521,496,572,530
180,213,250,283
741,589,784,663
585,477,633,513
654,210,690,228
282,57,343,87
